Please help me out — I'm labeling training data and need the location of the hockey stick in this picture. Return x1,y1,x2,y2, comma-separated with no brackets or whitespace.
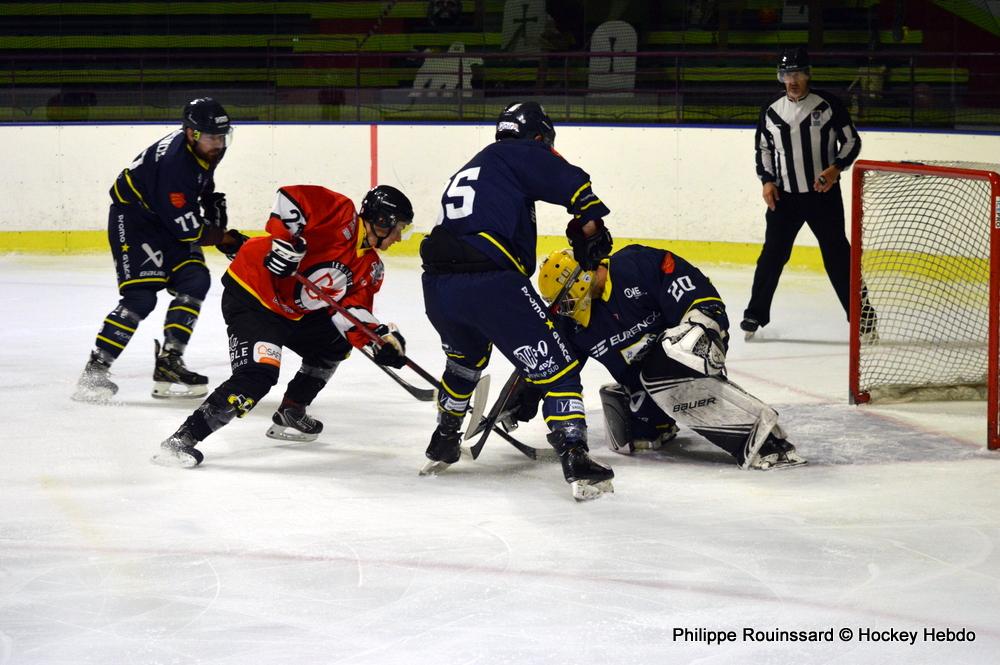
295,271,536,452
293,272,440,389
466,265,584,461
360,346,436,401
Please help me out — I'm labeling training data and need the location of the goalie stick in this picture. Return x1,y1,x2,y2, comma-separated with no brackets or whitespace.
466,264,584,461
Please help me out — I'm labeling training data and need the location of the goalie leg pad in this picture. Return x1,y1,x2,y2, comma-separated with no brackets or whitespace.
599,383,633,454
640,372,783,468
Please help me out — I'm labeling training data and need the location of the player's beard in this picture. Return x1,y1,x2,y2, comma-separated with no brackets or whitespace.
193,143,223,165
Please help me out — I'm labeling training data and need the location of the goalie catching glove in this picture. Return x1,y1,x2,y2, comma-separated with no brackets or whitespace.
264,236,307,278
660,306,729,377
367,323,407,368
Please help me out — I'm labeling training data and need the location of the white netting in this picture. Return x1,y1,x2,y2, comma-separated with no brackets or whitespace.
856,161,1000,402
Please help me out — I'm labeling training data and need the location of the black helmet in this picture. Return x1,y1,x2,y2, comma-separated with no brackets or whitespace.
777,47,811,81
182,97,231,135
495,101,556,147
359,185,414,229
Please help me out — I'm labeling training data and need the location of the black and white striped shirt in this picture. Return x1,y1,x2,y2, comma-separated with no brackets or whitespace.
755,88,861,194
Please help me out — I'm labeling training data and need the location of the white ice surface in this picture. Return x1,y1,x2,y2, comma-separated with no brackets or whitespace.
2,253,999,664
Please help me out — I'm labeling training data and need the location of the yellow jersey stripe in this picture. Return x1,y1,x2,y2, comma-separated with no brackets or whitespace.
168,305,200,316
579,198,603,211
119,277,168,288
112,180,127,204
172,258,206,272
525,359,580,385
477,232,527,275
164,323,193,335
96,334,126,350
545,391,583,398
682,296,724,317
544,414,586,423
103,318,136,333
569,181,591,205
440,379,474,400
123,170,150,209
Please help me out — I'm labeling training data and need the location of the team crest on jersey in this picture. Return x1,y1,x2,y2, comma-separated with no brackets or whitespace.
272,189,306,235
169,192,187,208
369,261,384,284
661,253,676,274
296,262,354,311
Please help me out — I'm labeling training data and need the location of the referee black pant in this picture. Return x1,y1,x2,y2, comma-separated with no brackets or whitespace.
744,186,851,327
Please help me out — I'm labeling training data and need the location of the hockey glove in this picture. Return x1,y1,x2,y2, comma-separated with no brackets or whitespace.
264,236,307,277
368,324,407,368
216,229,249,260
660,309,728,377
202,192,228,229
567,218,613,270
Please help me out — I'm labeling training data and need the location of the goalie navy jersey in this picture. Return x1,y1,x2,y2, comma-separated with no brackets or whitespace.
563,244,727,387
437,138,609,277
109,129,223,243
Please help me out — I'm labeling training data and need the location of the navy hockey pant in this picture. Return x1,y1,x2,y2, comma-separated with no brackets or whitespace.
423,270,586,432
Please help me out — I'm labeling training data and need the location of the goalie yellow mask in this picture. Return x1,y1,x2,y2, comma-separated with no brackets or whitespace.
538,248,595,327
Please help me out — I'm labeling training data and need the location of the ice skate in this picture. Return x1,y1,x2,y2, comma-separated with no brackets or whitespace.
420,425,462,476
72,351,119,403
633,423,679,451
266,404,323,442
740,317,760,341
548,428,614,501
859,304,879,344
151,426,204,468
746,436,807,470
151,339,209,398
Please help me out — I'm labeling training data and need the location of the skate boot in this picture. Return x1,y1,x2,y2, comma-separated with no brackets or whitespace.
548,427,615,501
740,317,760,341
152,340,209,399
151,425,204,468
633,422,679,451
420,412,463,476
72,351,119,403
746,435,807,470
266,403,323,442
859,303,879,344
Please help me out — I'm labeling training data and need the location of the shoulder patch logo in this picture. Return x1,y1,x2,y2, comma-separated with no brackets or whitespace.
169,192,187,208
661,253,676,274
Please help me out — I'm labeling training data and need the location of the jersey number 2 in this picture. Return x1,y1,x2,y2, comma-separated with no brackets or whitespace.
443,167,481,220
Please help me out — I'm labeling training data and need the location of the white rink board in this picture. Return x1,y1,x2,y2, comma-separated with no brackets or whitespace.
2,123,999,245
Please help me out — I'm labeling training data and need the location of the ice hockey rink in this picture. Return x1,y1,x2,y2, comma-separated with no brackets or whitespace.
2,251,998,665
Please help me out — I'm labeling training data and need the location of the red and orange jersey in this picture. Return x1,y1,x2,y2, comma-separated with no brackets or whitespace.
226,185,386,348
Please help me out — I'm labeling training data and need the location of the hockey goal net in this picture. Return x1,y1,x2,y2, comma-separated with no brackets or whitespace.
849,160,1000,449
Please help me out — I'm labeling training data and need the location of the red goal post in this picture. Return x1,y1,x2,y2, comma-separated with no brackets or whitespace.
849,159,1000,450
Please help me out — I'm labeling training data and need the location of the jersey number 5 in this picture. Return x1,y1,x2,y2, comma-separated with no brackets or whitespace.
443,167,481,220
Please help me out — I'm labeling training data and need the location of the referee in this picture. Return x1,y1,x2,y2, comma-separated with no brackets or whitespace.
741,47,866,339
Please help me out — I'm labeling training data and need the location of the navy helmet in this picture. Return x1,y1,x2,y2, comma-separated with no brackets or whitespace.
777,47,811,82
182,97,231,135
495,101,556,147
360,185,414,229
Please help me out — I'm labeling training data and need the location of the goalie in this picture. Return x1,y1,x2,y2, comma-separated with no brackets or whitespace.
536,245,806,470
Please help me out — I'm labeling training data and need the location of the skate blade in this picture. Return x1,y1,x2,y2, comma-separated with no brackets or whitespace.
151,381,209,399
151,449,202,469
750,454,808,470
419,459,454,476
265,424,319,443
744,330,757,341
571,479,614,501
71,387,117,403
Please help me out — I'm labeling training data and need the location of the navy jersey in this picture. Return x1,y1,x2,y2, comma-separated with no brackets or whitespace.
109,129,221,243
563,244,727,388
438,139,609,277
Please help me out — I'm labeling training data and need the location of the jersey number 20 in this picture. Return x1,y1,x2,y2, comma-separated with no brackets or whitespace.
443,167,481,220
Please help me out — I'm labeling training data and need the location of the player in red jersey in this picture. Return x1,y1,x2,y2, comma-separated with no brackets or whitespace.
153,184,414,468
